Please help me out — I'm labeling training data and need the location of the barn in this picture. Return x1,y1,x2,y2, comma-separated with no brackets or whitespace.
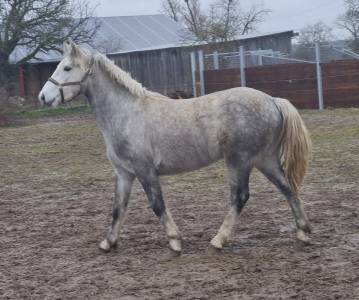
10,14,297,102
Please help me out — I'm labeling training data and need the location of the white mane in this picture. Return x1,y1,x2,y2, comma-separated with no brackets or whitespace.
94,53,167,100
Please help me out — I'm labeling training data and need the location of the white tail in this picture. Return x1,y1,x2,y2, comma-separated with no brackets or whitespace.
274,98,312,195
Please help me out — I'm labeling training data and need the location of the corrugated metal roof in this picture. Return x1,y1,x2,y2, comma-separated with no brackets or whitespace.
9,13,295,64
10,14,189,63
94,14,188,53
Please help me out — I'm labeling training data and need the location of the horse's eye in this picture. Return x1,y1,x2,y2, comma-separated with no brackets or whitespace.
64,66,72,72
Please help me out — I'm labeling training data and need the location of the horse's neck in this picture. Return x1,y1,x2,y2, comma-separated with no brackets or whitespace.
85,66,140,132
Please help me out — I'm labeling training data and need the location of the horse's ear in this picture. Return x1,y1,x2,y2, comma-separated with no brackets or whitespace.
63,38,79,56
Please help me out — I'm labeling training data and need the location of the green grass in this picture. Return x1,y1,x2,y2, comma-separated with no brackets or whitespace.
14,105,91,119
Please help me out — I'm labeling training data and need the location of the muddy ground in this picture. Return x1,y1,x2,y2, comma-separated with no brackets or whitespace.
0,108,358,299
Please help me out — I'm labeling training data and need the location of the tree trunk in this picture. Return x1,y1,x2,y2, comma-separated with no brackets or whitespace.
352,38,359,53
0,53,17,106
0,53,16,86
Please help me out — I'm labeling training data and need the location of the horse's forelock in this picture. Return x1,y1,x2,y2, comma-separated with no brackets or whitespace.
62,43,92,70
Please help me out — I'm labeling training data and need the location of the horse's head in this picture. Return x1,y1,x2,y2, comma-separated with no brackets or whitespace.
39,39,93,107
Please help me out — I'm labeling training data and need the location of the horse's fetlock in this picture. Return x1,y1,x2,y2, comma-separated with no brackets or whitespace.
168,232,181,240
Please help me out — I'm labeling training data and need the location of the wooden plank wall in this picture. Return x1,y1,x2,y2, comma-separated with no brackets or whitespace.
321,60,359,107
204,69,241,94
203,59,359,108
246,63,318,108
110,47,192,96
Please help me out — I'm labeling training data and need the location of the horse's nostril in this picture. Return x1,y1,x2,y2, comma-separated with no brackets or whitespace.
41,93,45,102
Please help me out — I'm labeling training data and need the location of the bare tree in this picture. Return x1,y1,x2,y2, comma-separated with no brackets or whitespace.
207,0,239,42
298,21,333,46
208,0,269,42
160,0,270,43
0,0,99,86
293,21,333,60
161,0,182,22
337,0,359,51
238,3,270,35
182,0,208,40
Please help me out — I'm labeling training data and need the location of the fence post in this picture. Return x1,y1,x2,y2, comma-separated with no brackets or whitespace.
213,51,219,70
190,51,197,98
18,66,25,98
239,46,246,87
258,48,263,66
315,42,324,110
198,50,205,96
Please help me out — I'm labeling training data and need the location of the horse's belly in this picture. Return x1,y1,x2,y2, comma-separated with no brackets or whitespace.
155,144,222,175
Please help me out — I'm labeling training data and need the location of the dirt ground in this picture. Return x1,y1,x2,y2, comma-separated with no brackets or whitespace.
1,108,358,299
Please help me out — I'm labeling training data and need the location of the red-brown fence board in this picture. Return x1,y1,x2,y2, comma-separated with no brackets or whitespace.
322,60,359,76
203,59,359,109
246,63,316,82
247,79,318,91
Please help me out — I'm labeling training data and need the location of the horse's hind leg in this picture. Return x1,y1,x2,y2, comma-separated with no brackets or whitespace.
99,171,135,252
210,159,252,250
137,170,182,254
258,159,311,242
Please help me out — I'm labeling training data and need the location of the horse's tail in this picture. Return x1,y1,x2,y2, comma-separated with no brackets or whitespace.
274,98,312,195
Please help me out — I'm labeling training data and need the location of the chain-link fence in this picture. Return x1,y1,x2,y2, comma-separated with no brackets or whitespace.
190,43,359,109
203,44,359,70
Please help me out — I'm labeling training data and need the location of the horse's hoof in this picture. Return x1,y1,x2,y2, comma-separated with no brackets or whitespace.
296,230,310,244
298,218,312,234
99,239,116,252
210,236,224,250
169,239,182,253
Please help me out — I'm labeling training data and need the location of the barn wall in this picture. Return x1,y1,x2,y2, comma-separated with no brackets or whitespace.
109,46,193,96
201,32,294,54
23,47,194,102
24,62,58,103
238,33,293,53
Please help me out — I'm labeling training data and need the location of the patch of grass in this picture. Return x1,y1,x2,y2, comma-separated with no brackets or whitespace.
14,105,91,119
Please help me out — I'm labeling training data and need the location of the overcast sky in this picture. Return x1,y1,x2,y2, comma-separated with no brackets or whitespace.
89,0,348,38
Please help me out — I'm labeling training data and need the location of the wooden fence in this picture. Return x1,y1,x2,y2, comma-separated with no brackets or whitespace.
203,59,359,109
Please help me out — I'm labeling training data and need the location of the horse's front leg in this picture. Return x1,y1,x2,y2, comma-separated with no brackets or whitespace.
99,171,135,252
137,171,182,255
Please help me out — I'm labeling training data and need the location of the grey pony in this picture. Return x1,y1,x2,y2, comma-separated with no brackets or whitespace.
39,40,312,254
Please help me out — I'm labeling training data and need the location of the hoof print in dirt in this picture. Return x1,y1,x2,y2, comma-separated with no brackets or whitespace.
160,249,181,262
168,248,182,259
